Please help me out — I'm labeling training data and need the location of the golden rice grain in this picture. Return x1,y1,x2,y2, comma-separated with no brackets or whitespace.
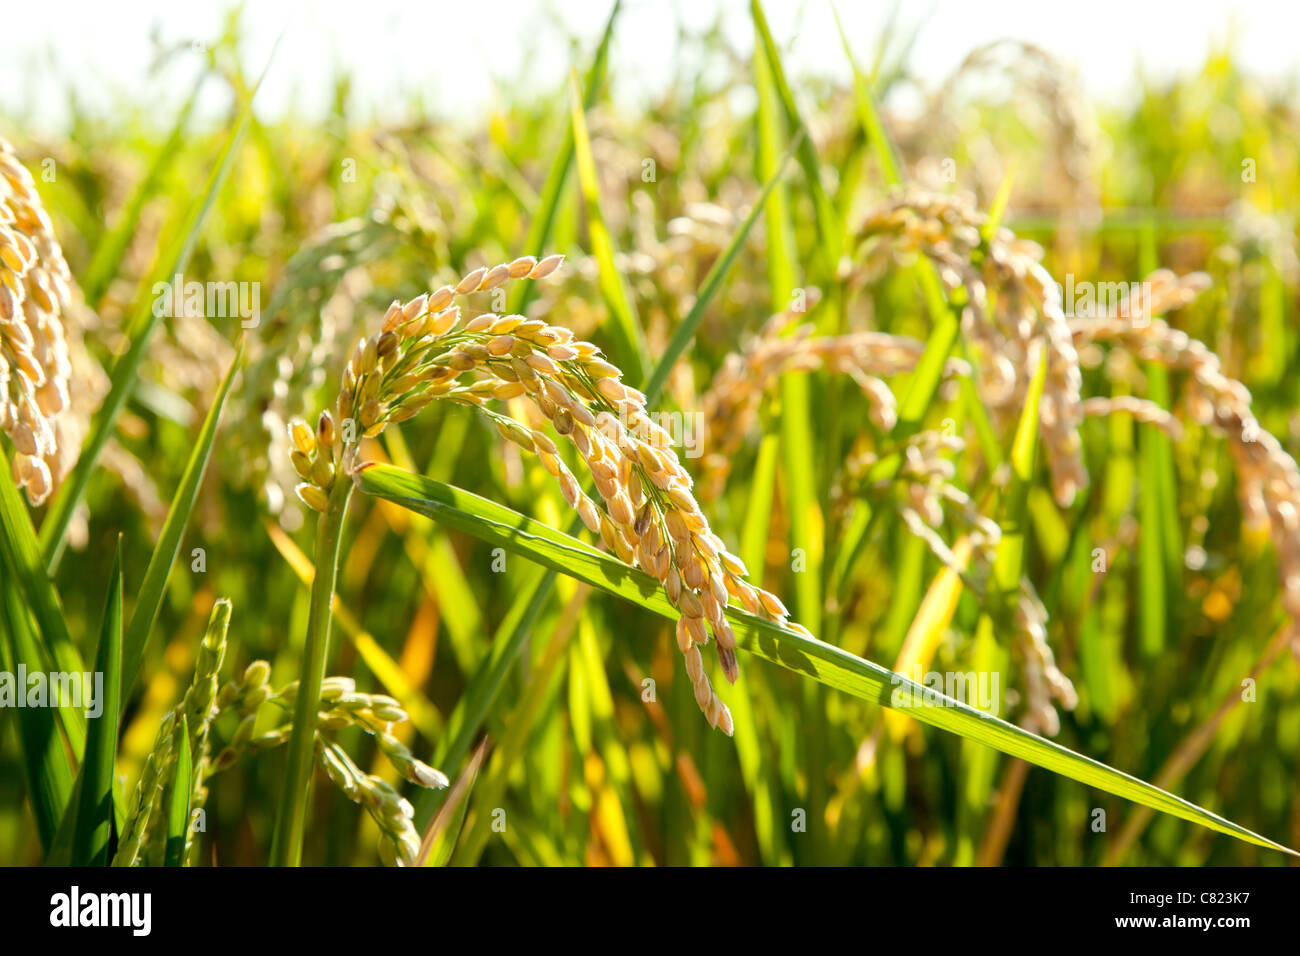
291,254,809,732
0,136,78,505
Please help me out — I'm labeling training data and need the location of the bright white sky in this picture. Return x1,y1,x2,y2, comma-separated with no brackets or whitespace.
2,0,1296,133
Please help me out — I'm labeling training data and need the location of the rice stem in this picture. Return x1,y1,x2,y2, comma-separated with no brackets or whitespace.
270,476,354,866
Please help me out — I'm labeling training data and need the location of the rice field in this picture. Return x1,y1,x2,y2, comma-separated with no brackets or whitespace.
1,1,1299,870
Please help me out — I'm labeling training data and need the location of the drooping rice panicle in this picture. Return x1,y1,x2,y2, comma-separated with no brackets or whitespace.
853,188,1089,507
844,429,1002,569
1015,578,1079,736
698,293,970,500
1073,285,1300,650
289,256,804,733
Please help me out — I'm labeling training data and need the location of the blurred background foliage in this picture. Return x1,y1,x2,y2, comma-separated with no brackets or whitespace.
1,4,1298,865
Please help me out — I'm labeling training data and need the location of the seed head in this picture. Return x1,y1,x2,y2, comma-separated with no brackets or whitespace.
291,253,813,734
0,136,79,505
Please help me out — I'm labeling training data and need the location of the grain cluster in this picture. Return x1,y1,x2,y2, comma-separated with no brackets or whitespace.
291,256,805,732
0,136,75,504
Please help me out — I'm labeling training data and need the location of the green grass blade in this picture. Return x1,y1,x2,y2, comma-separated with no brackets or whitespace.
70,541,123,866
269,476,354,866
755,38,797,307
568,71,650,381
0,451,96,860
734,432,786,873
753,16,821,634
0,550,73,851
0,445,87,757
982,159,1019,241
507,0,621,317
834,4,903,188
358,462,1296,856
452,610,579,865
1136,218,1180,659
642,137,798,404
163,714,192,867
121,339,244,696
413,562,555,829
418,739,489,866
81,72,206,306
739,435,781,581
950,358,1047,862
39,44,277,571
382,424,485,672
752,14,829,855
751,0,841,269
831,289,960,595
1137,420,1167,658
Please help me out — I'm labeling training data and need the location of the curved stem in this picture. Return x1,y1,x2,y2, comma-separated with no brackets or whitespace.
269,477,354,866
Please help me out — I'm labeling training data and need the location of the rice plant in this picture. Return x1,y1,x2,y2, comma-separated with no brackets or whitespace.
1,1,1299,871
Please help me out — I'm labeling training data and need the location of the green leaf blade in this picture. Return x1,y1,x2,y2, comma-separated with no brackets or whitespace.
569,72,650,382
358,462,1296,857
121,339,244,696
643,138,798,404
163,715,192,868
507,0,622,317
70,541,124,867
